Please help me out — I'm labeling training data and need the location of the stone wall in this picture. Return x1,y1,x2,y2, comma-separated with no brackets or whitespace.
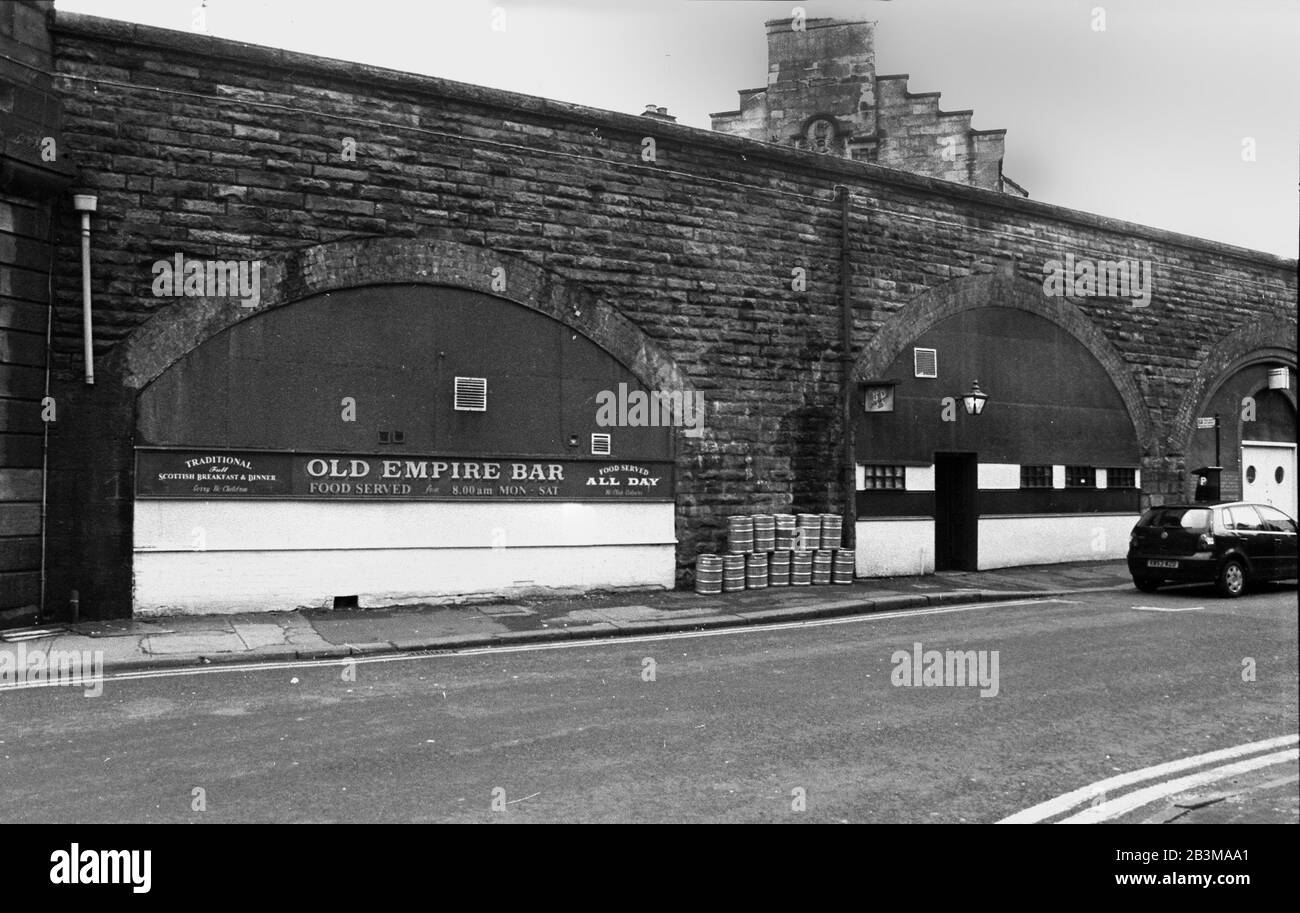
33,11,1299,617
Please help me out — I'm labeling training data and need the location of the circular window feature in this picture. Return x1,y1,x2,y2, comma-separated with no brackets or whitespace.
1246,466,1256,484
1276,466,1285,484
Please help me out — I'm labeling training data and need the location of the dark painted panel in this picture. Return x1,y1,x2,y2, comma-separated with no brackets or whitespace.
856,308,1139,466
137,284,673,461
978,488,1140,515
856,491,934,517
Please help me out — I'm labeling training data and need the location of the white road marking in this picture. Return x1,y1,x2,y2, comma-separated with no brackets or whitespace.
997,734,1300,823
1060,748,1299,823
0,597,1075,690
1132,605,1205,612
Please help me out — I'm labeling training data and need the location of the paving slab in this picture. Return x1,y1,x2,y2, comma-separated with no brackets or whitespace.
232,623,288,649
143,632,247,655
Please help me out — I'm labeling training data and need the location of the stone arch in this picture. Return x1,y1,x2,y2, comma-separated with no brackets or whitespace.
850,269,1156,453
1168,314,1298,458
63,237,699,618
105,236,696,399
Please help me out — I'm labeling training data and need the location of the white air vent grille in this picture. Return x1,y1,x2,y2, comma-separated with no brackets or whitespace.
913,347,938,378
453,376,487,412
591,433,611,456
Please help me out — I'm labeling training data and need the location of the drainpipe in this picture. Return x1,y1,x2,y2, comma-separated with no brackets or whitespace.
72,192,97,384
837,186,856,550
39,199,56,621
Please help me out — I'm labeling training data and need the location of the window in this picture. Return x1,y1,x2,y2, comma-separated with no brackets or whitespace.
453,376,487,412
1256,505,1297,533
1065,466,1096,488
1223,506,1263,532
1141,507,1210,531
1020,465,1053,489
1107,467,1137,489
913,348,938,378
861,464,906,490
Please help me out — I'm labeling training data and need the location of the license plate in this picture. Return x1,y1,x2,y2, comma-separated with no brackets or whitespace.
1147,559,1179,569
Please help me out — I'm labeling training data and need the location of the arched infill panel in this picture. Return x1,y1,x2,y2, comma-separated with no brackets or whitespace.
132,285,679,613
851,275,1145,576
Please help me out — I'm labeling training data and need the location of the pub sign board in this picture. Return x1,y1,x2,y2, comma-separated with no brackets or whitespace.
135,449,675,501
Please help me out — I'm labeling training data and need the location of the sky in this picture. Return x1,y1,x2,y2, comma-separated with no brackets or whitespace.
55,0,1300,258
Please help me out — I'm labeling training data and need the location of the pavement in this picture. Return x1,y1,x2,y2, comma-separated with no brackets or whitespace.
2,559,1138,673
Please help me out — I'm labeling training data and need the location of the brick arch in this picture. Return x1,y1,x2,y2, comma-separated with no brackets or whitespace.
105,236,696,398
1168,314,1298,458
850,270,1156,452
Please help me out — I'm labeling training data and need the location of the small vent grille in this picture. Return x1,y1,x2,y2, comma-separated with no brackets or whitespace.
913,348,938,378
453,377,487,412
591,433,612,456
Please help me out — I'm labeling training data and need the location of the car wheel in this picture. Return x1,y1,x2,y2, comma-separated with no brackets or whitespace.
1134,577,1162,593
1216,559,1247,598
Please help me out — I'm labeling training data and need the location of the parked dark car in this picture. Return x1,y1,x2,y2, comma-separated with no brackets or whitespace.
1128,502,1299,597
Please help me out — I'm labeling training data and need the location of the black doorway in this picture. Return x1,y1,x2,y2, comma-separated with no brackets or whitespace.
934,452,978,571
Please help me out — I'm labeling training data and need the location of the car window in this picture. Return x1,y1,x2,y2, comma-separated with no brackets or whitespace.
1225,506,1264,532
1142,507,1210,530
1255,505,1297,533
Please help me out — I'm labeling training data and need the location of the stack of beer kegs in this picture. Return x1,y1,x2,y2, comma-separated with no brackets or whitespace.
697,510,853,594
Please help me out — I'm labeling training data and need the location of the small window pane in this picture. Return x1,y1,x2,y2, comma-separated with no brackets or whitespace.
1065,466,1096,488
861,465,906,490
1020,465,1053,489
1106,468,1136,489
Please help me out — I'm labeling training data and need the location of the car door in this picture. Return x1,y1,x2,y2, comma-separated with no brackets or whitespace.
1255,504,1298,578
1225,505,1273,577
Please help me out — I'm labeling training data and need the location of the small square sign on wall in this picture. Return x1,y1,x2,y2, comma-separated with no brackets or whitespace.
863,384,895,413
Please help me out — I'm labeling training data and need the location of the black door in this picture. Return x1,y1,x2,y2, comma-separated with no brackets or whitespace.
935,452,978,571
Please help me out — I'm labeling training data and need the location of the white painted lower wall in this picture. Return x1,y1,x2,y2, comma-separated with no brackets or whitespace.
977,513,1137,569
855,518,934,577
856,513,1138,576
134,500,676,615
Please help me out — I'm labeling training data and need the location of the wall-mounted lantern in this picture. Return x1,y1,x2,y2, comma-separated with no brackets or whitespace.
962,379,988,416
